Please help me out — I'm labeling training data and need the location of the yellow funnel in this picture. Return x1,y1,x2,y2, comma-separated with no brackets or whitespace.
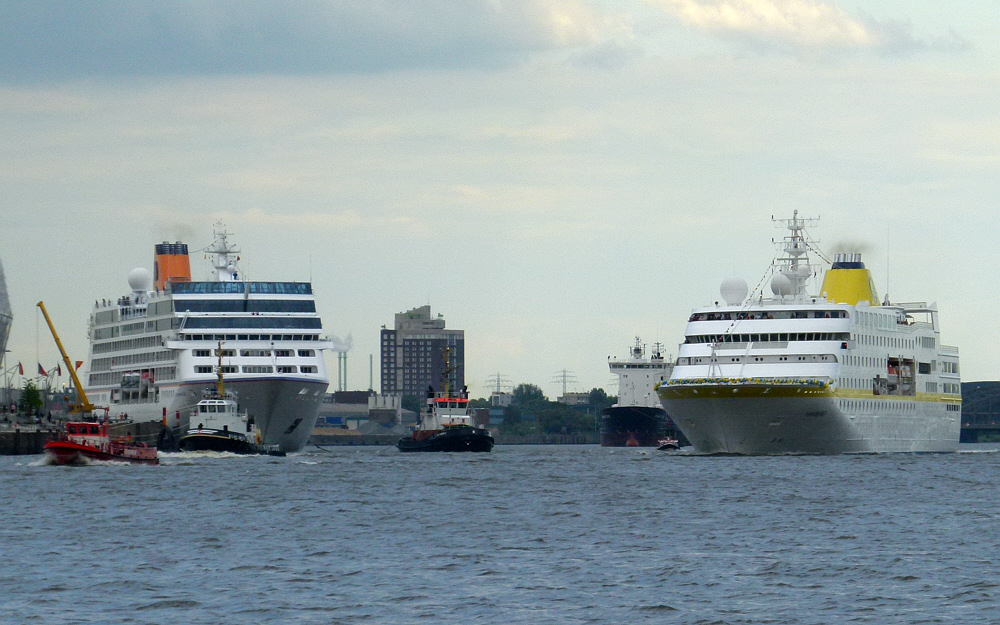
820,254,879,305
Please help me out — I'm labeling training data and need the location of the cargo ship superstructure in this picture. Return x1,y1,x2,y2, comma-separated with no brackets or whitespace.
656,212,961,454
84,225,335,452
601,339,682,447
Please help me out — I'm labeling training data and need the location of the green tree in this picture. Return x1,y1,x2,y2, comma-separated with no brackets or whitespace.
587,387,615,414
500,404,534,435
512,383,547,409
537,404,595,434
19,380,43,415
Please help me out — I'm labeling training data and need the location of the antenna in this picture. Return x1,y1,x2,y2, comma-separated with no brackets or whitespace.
551,369,577,399
486,372,511,394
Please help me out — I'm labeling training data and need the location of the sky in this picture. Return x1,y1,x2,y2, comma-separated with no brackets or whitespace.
1,0,998,399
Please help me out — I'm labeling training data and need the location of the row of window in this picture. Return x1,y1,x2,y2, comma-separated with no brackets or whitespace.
685,332,851,344
93,317,175,337
91,349,173,372
193,365,318,374
183,317,322,330
191,349,316,358
92,335,163,355
171,281,313,295
88,366,177,387
182,334,322,342
679,355,833,365
690,310,849,321
856,333,917,350
173,299,317,313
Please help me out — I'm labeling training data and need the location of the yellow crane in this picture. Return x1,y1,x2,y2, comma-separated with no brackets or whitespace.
36,301,94,413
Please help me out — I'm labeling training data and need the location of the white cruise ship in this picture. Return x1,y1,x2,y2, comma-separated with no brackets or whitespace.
0,257,11,362
84,225,336,452
656,212,961,454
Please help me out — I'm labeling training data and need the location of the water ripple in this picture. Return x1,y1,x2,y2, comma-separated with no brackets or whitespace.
4,444,1000,623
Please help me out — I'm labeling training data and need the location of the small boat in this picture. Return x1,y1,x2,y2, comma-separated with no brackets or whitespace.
397,348,493,453
44,420,159,465
177,345,285,456
656,438,680,451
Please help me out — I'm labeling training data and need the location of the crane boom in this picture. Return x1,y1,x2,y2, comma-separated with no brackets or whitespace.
36,301,94,413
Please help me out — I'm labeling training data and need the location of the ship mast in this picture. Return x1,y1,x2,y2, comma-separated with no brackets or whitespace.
216,341,226,397
441,346,453,397
206,222,241,282
771,210,821,299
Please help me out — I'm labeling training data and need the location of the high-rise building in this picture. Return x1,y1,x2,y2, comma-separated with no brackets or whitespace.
380,305,464,398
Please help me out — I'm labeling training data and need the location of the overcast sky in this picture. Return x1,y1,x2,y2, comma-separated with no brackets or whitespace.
2,0,997,399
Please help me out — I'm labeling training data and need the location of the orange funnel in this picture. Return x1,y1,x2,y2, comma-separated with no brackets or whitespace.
154,242,191,290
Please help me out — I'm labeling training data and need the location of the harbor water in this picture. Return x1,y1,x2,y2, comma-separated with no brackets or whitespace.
3,444,999,624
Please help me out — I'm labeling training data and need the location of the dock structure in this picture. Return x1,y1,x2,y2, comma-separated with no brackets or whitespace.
0,425,54,455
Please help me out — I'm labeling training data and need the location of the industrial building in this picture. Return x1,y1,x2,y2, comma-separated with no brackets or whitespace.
380,305,464,399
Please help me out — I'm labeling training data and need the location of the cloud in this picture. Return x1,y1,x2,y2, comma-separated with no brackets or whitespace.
0,0,624,82
646,0,967,56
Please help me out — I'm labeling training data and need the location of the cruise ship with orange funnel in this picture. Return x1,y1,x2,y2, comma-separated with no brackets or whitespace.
656,212,961,454
83,223,344,453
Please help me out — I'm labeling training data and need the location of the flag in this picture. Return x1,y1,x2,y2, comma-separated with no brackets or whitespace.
57,364,62,376
75,361,83,370
38,363,46,376
17,362,23,376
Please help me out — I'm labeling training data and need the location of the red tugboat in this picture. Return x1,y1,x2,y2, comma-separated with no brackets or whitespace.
35,301,158,465
45,420,159,465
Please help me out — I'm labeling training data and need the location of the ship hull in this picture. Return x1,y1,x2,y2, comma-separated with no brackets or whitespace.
43,441,159,465
600,405,677,447
91,377,327,453
177,430,284,456
659,384,959,455
397,427,494,452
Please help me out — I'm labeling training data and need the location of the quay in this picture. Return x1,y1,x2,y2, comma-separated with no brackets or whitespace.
0,425,55,455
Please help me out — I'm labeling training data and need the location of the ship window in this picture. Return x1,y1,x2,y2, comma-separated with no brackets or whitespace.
195,366,213,374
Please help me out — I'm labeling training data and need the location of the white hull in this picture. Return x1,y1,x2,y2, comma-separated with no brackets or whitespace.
96,377,327,452
659,213,961,455
660,390,959,454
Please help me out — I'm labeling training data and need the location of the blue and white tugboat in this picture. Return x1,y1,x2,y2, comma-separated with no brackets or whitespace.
397,350,493,453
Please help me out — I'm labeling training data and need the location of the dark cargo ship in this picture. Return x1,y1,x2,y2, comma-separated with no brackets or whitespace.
602,339,685,447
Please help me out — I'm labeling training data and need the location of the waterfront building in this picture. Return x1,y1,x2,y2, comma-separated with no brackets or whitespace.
380,305,464,399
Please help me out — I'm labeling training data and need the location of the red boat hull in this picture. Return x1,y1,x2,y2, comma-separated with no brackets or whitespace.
44,441,159,465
